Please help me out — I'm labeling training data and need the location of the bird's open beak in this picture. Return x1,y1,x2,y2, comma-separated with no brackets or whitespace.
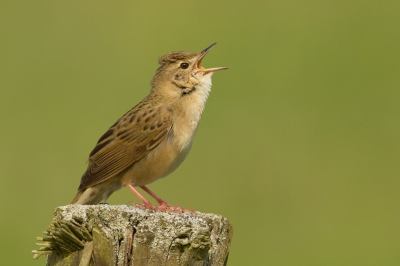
196,43,229,74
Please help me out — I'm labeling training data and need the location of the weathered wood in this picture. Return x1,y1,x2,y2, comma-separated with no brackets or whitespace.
33,205,233,266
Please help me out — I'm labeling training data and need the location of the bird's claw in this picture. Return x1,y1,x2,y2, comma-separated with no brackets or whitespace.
132,202,196,214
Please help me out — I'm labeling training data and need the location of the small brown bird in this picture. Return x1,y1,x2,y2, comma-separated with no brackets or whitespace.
71,43,227,212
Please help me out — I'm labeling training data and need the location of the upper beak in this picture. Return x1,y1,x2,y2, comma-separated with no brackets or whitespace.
196,43,229,74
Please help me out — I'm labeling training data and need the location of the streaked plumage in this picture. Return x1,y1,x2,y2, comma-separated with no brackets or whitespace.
71,43,227,211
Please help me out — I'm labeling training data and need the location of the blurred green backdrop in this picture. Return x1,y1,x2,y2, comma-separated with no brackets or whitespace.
1,1,399,265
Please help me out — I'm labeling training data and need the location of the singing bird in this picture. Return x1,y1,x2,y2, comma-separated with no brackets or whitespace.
71,43,227,212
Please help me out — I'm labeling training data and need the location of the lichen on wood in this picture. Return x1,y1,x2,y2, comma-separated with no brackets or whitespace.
33,205,233,266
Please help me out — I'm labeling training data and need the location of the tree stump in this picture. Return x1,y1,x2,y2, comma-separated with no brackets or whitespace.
33,205,233,266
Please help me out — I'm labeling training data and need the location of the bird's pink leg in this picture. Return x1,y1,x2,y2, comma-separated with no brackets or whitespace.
126,184,154,209
140,186,196,213
140,186,168,206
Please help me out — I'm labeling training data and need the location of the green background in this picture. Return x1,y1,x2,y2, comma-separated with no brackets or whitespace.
1,1,399,265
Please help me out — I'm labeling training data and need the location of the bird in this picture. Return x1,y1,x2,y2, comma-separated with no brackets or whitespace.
71,43,227,212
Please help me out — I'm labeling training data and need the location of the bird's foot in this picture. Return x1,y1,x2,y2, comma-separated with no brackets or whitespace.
131,202,155,210
133,202,196,214
155,202,197,214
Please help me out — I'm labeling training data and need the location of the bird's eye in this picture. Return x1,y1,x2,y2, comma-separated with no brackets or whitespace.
180,63,189,69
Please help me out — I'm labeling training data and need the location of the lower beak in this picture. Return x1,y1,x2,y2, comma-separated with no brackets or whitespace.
196,43,229,74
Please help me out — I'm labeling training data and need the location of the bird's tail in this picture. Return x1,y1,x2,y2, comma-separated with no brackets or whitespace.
71,190,84,204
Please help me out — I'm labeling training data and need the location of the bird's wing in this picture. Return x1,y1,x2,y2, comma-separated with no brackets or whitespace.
77,103,173,191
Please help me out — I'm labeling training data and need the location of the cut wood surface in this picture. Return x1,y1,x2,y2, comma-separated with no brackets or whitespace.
33,205,233,266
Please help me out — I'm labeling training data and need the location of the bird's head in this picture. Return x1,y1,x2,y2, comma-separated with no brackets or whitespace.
151,43,228,99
